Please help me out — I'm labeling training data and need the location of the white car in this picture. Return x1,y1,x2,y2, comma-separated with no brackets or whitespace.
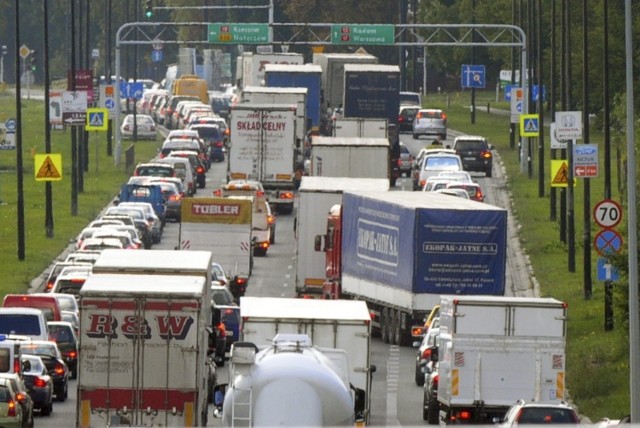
120,114,157,140
414,152,463,191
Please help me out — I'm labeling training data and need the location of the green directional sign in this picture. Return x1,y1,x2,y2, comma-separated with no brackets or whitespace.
331,24,395,45
208,23,269,44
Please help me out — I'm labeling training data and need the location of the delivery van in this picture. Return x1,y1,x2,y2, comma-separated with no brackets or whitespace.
3,294,62,322
172,75,209,104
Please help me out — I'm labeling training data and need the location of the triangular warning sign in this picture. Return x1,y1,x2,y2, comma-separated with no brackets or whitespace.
90,112,103,127
36,156,61,179
552,162,569,185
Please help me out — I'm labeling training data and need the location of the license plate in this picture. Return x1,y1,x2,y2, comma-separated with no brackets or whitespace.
464,157,475,161
225,331,233,337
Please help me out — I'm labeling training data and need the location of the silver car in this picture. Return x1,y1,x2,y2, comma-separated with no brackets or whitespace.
412,109,447,140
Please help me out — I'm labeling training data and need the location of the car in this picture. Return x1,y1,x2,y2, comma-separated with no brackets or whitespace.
47,321,79,379
133,162,176,179
0,373,33,428
211,263,229,287
44,261,92,292
422,360,439,424
112,203,163,243
167,150,207,189
0,308,50,342
189,124,226,162
20,355,53,417
104,206,154,249
412,304,440,340
414,152,464,191
120,114,157,140
422,177,455,192
399,91,422,106
451,135,494,177
436,170,474,183
412,108,447,140
63,251,101,265
446,181,485,202
146,180,182,222
211,285,235,306
0,380,24,428
164,95,200,129
93,224,144,249
153,157,196,195
19,341,68,402
216,305,240,352
90,228,140,249
398,105,420,133
413,321,440,386
3,293,63,322
397,142,414,176
209,93,232,119
497,400,580,426
60,311,80,337
49,265,92,297
79,237,124,251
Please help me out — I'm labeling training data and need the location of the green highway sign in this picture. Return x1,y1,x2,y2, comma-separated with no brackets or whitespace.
208,23,269,44
331,24,395,45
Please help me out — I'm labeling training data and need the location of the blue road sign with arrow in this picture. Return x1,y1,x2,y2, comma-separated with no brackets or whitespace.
461,65,486,89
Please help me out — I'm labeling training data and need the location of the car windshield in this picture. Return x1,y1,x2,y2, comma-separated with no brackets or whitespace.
424,157,460,170
212,289,233,306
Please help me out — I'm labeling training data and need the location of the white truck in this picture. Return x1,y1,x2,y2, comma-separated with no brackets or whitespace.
308,136,390,179
77,273,211,427
222,296,375,423
178,197,253,293
217,334,357,427
433,295,568,425
332,117,388,138
240,85,308,145
295,176,390,297
240,52,304,88
228,103,297,214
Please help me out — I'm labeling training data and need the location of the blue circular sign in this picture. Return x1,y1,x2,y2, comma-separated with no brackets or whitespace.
594,229,623,256
4,119,16,132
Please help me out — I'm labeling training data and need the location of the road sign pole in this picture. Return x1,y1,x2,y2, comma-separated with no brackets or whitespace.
604,279,614,331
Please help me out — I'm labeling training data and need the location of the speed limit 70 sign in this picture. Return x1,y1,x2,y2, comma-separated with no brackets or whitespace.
593,199,623,229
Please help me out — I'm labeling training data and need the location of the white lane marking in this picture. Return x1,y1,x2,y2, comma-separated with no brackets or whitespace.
386,345,401,427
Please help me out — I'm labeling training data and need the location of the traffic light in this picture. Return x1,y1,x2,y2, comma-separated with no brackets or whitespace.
144,0,153,19
30,51,36,72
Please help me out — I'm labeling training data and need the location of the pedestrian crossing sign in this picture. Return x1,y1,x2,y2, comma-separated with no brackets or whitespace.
34,153,62,181
85,108,108,131
520,114,540,137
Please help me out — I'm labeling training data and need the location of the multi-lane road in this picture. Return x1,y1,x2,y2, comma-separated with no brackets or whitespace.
40,130,535,427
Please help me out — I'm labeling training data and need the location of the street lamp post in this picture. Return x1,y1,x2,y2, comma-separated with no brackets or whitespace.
0,45,6,83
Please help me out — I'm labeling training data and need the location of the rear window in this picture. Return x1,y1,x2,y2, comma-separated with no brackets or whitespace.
455,140,486,150
192,127,222,140
48,325,73,344
136,166,173,177
0,349,10,373
0,314,44,336
0,386,9,402
54,279,85,295
419,111,443,119
424,157,461,170
517,408,578,424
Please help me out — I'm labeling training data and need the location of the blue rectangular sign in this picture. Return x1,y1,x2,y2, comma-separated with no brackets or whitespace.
461,64,486,89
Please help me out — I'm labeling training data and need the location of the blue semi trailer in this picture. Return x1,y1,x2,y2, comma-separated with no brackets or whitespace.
264,63,322,133
337,191,507,346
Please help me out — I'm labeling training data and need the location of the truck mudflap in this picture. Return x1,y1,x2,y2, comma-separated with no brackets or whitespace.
78,388,200,427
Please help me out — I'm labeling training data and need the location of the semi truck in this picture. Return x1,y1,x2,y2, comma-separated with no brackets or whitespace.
178,197,253,295
312,52,378,110
77,273,211,427
240,85,308,146
308,136,390,179
342,63,400,126
316,191,507,346
296,176,390,297
263,63,322,133
432,295,568,424
216,334,361,427
238,296,375,423
227,103,298,214
239,52,303,88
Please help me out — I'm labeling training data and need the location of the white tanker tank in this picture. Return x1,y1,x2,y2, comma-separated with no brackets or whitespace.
216,334,359,427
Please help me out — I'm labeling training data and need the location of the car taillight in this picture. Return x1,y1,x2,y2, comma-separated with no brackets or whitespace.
267,215,275,225
397,159,402,167
215,141,223,147
213,189,222,196
7,400,16,417
34,377,47,388
256,241,269,250
481,150,492,159
475,188,484,201
416,111,423,119
196,166,204,174
421,348,432,360
279,191,294,200
433,374,439,386
45,281,54,291
54,362,65,375
169,194,182,202
236,277,247,286
65,350,78,359
15,392,25,403
398,116,404,123
420,179,427,188
441,112,447,120
13,358,20,375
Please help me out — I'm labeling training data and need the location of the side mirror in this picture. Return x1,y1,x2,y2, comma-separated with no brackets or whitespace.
314,235,324,252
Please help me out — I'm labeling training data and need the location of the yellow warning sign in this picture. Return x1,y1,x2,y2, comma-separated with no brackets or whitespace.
34,154,62,181
550,159,575,188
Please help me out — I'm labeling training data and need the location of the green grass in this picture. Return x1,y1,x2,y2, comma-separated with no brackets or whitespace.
433,90,630,421
0,93,160,293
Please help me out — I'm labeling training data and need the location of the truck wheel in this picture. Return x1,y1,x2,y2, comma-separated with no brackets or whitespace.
427,395,439,425
380,308,390,344
422,388,429,420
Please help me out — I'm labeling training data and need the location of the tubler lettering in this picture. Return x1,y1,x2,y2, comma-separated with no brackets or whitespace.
191,203,240,216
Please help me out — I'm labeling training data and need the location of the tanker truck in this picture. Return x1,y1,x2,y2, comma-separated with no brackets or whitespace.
214,334,363,427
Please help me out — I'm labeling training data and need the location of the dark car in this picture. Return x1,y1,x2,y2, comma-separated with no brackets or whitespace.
20,341,68,402
20,355,53,417
422,361,439,424
398,105,420,133
189,124,226,162
168,150,207,189
451,135,494,177
210,94,232,120
213,305,240,352
0,374,33,428
46,322,78,379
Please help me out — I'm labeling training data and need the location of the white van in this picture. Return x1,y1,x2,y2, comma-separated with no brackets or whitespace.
155,157,196,196
0,308,49,341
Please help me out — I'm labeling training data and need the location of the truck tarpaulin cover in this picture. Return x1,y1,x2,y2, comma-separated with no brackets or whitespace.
181,197,252,224
341,192,506,295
